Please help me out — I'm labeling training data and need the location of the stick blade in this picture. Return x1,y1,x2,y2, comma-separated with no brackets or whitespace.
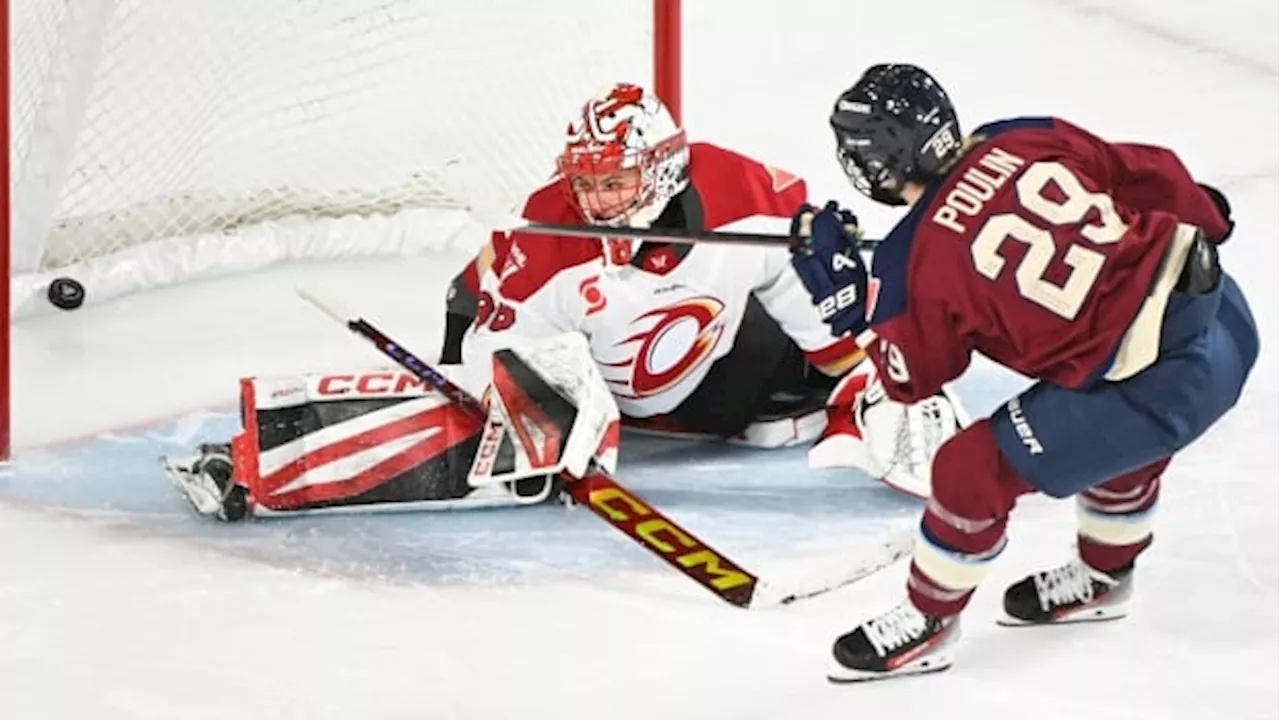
746,531,915,609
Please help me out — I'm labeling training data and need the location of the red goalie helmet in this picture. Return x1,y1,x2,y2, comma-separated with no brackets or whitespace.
557,83,690,265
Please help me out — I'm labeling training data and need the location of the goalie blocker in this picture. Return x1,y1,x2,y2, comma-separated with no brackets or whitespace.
163,334,622,520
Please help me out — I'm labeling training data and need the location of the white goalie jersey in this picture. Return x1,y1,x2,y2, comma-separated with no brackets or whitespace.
459,143,860,418
462,233,857,418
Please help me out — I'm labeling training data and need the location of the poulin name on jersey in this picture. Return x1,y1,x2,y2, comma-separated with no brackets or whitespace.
930,146,1026,234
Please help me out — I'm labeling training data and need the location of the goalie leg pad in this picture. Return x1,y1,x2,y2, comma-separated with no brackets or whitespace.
236,374,488,512
164,370,570,520
621,405,827,448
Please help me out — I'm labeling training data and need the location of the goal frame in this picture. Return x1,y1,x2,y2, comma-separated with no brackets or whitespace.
0,0,682,460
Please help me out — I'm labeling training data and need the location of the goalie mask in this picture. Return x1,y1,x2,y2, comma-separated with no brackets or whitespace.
557,82,690,266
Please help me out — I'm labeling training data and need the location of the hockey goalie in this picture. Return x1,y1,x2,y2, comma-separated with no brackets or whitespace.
441,82,862,450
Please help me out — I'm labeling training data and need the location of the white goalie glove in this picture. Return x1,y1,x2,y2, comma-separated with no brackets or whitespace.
466,331,620,489
809,357,970,498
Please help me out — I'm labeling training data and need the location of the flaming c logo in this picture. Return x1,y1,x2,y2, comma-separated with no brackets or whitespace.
604,297,726,399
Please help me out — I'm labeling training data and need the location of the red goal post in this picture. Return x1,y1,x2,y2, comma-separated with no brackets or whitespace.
1,0,682,460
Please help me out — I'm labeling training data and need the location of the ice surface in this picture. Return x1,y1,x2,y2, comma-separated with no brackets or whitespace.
2,1,1276,718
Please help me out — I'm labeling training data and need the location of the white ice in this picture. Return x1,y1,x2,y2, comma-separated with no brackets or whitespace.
2,1,1277,718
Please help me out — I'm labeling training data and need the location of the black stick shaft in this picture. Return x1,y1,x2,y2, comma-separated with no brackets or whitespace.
512,221,881,250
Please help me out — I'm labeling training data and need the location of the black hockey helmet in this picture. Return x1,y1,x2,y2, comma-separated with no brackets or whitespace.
829,64,962,206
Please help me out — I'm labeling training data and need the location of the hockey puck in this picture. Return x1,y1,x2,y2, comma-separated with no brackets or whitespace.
48,277,86,310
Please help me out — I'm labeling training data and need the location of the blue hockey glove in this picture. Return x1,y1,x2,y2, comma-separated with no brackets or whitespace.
789,200,870,338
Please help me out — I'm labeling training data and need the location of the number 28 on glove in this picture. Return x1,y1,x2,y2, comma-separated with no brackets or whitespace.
788,200,871,338
819,281,862,322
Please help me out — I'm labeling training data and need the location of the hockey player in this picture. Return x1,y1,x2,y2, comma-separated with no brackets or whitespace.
447,82,863,444
788,64,1258,681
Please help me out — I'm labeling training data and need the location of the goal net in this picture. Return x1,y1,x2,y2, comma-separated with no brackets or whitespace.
7,0,676,314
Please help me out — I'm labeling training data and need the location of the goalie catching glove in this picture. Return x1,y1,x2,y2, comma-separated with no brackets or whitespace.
809,356,970,498
162,333,619,520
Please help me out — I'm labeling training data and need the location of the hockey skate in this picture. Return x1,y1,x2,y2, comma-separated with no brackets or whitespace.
998,558,1133,626
827,600,959,683
161,443,250,521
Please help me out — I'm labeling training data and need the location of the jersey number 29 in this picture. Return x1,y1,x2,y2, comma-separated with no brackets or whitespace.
969,161,1128,320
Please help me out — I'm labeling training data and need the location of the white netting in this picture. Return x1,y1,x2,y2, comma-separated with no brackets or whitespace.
9,0,655,313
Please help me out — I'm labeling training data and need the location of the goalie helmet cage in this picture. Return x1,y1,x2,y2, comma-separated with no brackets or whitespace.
0,0,682,460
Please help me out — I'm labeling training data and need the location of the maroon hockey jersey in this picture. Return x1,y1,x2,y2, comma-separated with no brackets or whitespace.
859,117,1230,404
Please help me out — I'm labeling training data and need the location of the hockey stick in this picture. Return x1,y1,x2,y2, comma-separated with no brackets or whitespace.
297,288,486,423
438,160,882,251
296,288,912,608
570,465,914,608
508,220,884,252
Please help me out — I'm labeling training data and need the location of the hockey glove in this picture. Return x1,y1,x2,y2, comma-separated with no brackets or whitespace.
789,200,870,338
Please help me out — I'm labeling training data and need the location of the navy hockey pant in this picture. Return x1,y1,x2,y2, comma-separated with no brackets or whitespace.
989,272,1259,498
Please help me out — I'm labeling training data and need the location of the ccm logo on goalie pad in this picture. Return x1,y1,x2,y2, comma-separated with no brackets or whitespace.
818,285,860,321
315,372,429,397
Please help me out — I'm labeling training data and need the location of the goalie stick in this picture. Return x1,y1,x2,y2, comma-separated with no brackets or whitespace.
296,288,913,608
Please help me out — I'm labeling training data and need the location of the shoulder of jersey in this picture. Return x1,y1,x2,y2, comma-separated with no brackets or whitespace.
492,178,601,303
967,116,1079,156
687,142,807,227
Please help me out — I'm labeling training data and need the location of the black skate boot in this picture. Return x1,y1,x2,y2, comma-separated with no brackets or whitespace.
998,558,1133,626
828,600,960,683
161,443,250,521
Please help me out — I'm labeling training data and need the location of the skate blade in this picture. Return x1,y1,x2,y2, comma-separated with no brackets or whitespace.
826,654,953,684
996,604,1128,627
